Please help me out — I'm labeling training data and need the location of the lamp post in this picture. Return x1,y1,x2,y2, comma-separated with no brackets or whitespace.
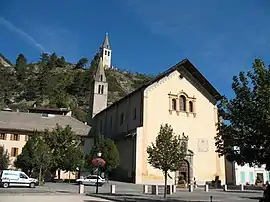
96,152,101,194
91,152,106,194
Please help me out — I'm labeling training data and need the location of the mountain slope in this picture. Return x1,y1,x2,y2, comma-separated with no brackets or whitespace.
0,53,153,122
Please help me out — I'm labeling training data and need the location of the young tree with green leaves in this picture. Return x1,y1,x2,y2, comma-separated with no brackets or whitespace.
88,134,120,177
215,58,270,169
147,124,188,198
0,146,9,169
44,124,84,179
15,131,52,184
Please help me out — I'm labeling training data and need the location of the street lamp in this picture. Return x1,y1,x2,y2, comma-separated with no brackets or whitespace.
91,152,106,194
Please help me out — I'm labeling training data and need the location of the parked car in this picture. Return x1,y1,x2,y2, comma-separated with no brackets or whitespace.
76,175,106,186
0,170,38,188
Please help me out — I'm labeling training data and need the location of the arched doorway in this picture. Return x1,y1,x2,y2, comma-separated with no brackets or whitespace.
177,150,194,185
178,159,190,184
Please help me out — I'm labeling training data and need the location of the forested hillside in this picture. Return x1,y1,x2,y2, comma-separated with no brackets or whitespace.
0,53,153,122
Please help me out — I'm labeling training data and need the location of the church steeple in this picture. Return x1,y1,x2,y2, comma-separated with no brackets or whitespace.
100,32,112,69
89,56,108,120
94,57,106,82
102,32,110,50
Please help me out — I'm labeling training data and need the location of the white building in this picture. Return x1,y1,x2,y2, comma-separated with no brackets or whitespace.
226,160,270,185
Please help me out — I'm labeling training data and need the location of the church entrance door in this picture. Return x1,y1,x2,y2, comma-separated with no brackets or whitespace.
178,160,190,184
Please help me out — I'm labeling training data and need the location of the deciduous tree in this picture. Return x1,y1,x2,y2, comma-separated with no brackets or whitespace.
44,124,84,179
147,124,188,198
15,131,52,184
0,146,9,169
88,134,120,177
215,58,270,169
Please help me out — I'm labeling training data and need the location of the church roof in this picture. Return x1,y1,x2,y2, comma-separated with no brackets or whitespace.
98,58,221,115
0,111,91,136
102,32,110,49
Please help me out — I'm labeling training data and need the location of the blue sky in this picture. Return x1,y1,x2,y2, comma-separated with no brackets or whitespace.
1,0,270,97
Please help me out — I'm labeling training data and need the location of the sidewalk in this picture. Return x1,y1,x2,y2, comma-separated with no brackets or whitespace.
0,195,113,202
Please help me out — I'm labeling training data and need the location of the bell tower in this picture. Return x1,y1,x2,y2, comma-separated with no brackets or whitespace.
89,57,108,119
100,32,111,69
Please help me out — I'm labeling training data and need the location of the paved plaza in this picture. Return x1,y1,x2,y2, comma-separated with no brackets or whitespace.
0,181,264,202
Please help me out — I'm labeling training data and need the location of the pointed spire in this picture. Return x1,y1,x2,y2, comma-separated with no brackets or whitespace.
102,32,110,49
94,57,106,82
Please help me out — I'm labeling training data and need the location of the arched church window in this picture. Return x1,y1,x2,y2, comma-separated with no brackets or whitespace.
100,75,103,81
108,51,110,56
189,101,193,112
105,50,107,55
172,98,177,110
98,85,101,94
101,85,104,94
179,95,186,111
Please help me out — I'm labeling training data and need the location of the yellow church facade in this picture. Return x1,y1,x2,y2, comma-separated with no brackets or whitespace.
90,38,225,185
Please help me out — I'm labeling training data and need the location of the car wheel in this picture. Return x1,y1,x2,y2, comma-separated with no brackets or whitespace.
3,182,9,188
29,182,36,188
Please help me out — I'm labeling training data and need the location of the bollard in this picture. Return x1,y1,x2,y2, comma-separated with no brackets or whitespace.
188,184,193,192
204,184,209,192
172,185,176,193
240,184,244,191
79,184,84,194
166,185,172,195
143,185,148,194
110,184,116,194
151,185,158,195
223,184,227,192
210,196,213,202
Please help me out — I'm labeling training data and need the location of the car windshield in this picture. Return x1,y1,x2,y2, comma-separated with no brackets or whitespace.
86,176,98,179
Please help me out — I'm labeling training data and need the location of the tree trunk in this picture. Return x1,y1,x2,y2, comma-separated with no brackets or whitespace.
39,167,42,186
164,171,168,199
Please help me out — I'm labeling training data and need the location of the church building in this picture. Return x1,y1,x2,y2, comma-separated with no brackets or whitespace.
89,33,226,185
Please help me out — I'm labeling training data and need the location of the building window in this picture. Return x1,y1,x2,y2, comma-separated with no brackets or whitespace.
108,51,110,56
98,85,104,94
179,95,186,111
105,50,107,55
172,98,177,110
133,108,137,120
189,101,193,112
100,75,103,81
10,134,20,141
101,85,104,94
11,147,19,157
25,135,29,141
0,133,6,140
240,171,246,183
120,113,124,125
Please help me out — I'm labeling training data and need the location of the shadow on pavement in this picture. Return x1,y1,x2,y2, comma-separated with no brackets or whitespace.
86,193,213,202
240,196,262,200
216,190,262,194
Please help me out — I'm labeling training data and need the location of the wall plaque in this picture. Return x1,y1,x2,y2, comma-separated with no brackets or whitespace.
197,138,209,152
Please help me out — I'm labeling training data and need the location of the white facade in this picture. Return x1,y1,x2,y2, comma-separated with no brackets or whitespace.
234,163,270,185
